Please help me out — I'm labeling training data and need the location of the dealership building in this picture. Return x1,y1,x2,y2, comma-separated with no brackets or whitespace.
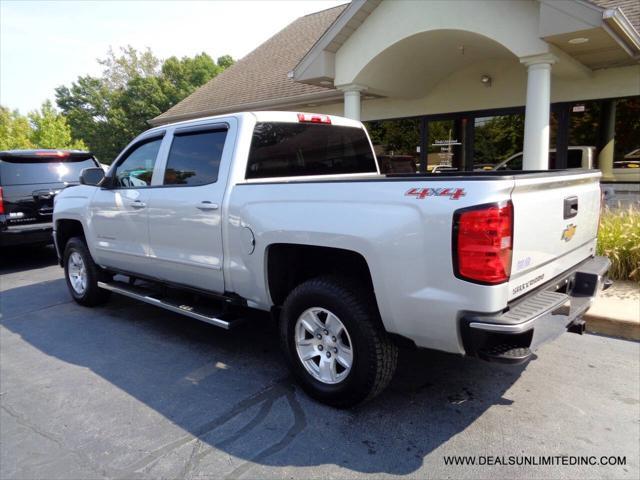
152,0,640,183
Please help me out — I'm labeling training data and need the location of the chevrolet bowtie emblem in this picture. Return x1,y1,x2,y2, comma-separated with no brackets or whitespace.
561,224,577,242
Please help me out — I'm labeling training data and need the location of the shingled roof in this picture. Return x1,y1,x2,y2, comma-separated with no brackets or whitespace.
151,4,347,125
151,0,638,126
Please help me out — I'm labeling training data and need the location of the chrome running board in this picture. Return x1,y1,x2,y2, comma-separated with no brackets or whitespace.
97,280,240,329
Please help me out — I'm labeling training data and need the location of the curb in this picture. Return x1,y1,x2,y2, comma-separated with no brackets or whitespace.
585,313,640,341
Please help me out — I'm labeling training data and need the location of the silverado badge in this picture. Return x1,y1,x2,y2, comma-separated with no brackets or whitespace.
561,224,577,242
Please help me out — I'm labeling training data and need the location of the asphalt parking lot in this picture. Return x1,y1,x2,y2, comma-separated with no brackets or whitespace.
1,246,639,480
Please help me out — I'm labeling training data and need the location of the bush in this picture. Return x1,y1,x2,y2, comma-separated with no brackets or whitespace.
597,206,640,281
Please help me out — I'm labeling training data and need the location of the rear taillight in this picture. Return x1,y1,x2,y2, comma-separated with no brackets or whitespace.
453,201,513,285
297,113,331,124
0,187,4,215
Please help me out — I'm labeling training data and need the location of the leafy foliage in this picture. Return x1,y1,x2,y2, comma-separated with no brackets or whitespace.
0,102,86,150
614,98,640,161
29,101,87,149
0,107,33,150
98,46,161,90
474,115,525,165
55,46,234,163
597,206,640,281
366,118,420,156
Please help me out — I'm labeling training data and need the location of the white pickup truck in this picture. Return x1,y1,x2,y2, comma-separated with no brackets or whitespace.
53,111,610,407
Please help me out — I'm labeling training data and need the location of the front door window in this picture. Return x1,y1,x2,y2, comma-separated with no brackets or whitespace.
114,138,162,188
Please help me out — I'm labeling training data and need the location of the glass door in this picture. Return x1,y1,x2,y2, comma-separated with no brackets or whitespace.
473,113,524,170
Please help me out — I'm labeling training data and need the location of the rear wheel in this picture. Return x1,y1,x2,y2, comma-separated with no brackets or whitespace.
280,276,397,407
63,237,110,306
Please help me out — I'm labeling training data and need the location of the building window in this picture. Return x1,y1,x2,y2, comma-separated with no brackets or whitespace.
568,96,640,182
427,119,458,170
365,118,420,173
361,96,638,178
613,97,640,173
474,114,524,170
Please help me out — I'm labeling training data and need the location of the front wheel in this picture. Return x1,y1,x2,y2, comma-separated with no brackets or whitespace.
63,237,110,306
280,276,398,408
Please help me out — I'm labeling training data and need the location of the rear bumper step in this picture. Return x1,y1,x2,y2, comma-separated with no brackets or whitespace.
479,345,532,364
461,255,610,364
97,279,242,329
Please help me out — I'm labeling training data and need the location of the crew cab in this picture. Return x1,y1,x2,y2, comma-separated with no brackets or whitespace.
0,150,100,247
53,112,610,407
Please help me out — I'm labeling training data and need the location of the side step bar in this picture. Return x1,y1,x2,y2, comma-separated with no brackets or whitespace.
97,280,241,330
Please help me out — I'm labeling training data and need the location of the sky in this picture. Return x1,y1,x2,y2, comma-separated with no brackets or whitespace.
0,0,346,114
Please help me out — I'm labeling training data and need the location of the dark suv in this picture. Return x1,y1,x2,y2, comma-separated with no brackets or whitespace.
0,150,101,247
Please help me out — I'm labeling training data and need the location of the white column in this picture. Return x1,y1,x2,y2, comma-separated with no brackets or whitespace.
338,84,367,121
520,54,556,170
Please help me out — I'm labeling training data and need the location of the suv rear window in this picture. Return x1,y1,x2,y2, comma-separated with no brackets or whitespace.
246,123,377,179
0,154,97,185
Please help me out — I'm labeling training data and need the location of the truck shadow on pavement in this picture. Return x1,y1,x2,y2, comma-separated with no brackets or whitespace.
1,276,528,478
0,245,58,275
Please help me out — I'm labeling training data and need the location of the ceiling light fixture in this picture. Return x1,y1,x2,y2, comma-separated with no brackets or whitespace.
568,37,589,44
480,74,492,87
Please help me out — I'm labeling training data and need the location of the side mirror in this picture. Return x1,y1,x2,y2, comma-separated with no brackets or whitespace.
79,167,105,186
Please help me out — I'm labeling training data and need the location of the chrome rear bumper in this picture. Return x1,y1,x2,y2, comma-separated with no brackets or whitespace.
461,255,611,364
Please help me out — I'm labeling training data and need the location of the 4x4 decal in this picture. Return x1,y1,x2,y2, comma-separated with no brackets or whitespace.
405,187,466,200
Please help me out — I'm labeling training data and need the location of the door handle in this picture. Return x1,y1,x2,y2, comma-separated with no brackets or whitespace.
563,196,578,219
197,201,219,211
130,200,146,208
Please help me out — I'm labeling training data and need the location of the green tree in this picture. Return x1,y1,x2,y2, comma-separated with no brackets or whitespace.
55,76,120,162
112,76,170,139
0,106,33,150
474,115,524,165
161,53,223,105
56,47,233,163
98,46,160,89
217,55,234,70
365,118,420,155
0,102,85,150
28,100,86,149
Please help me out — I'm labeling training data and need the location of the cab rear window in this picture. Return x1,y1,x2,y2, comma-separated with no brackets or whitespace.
246,123,377,179
0,154,97,185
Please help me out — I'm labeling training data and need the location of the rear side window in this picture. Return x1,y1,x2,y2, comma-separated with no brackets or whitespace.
0,154,97,185
246,123,377,179
164,129,227,186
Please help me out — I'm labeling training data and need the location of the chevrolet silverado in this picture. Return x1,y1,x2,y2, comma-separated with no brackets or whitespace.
53,112,610,407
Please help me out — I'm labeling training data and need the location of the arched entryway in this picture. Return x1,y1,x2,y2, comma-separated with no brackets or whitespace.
323,0,557,169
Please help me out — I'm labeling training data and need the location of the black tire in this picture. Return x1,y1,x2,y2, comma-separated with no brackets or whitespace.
63,237,111,306
280,276,398,408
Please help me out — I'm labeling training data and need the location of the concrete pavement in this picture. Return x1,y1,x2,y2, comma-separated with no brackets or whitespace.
1,246,639,479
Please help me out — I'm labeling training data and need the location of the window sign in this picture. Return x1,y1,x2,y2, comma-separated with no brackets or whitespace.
432,133,461,167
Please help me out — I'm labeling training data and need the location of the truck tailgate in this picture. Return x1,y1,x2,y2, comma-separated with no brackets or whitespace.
508,171,601,301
